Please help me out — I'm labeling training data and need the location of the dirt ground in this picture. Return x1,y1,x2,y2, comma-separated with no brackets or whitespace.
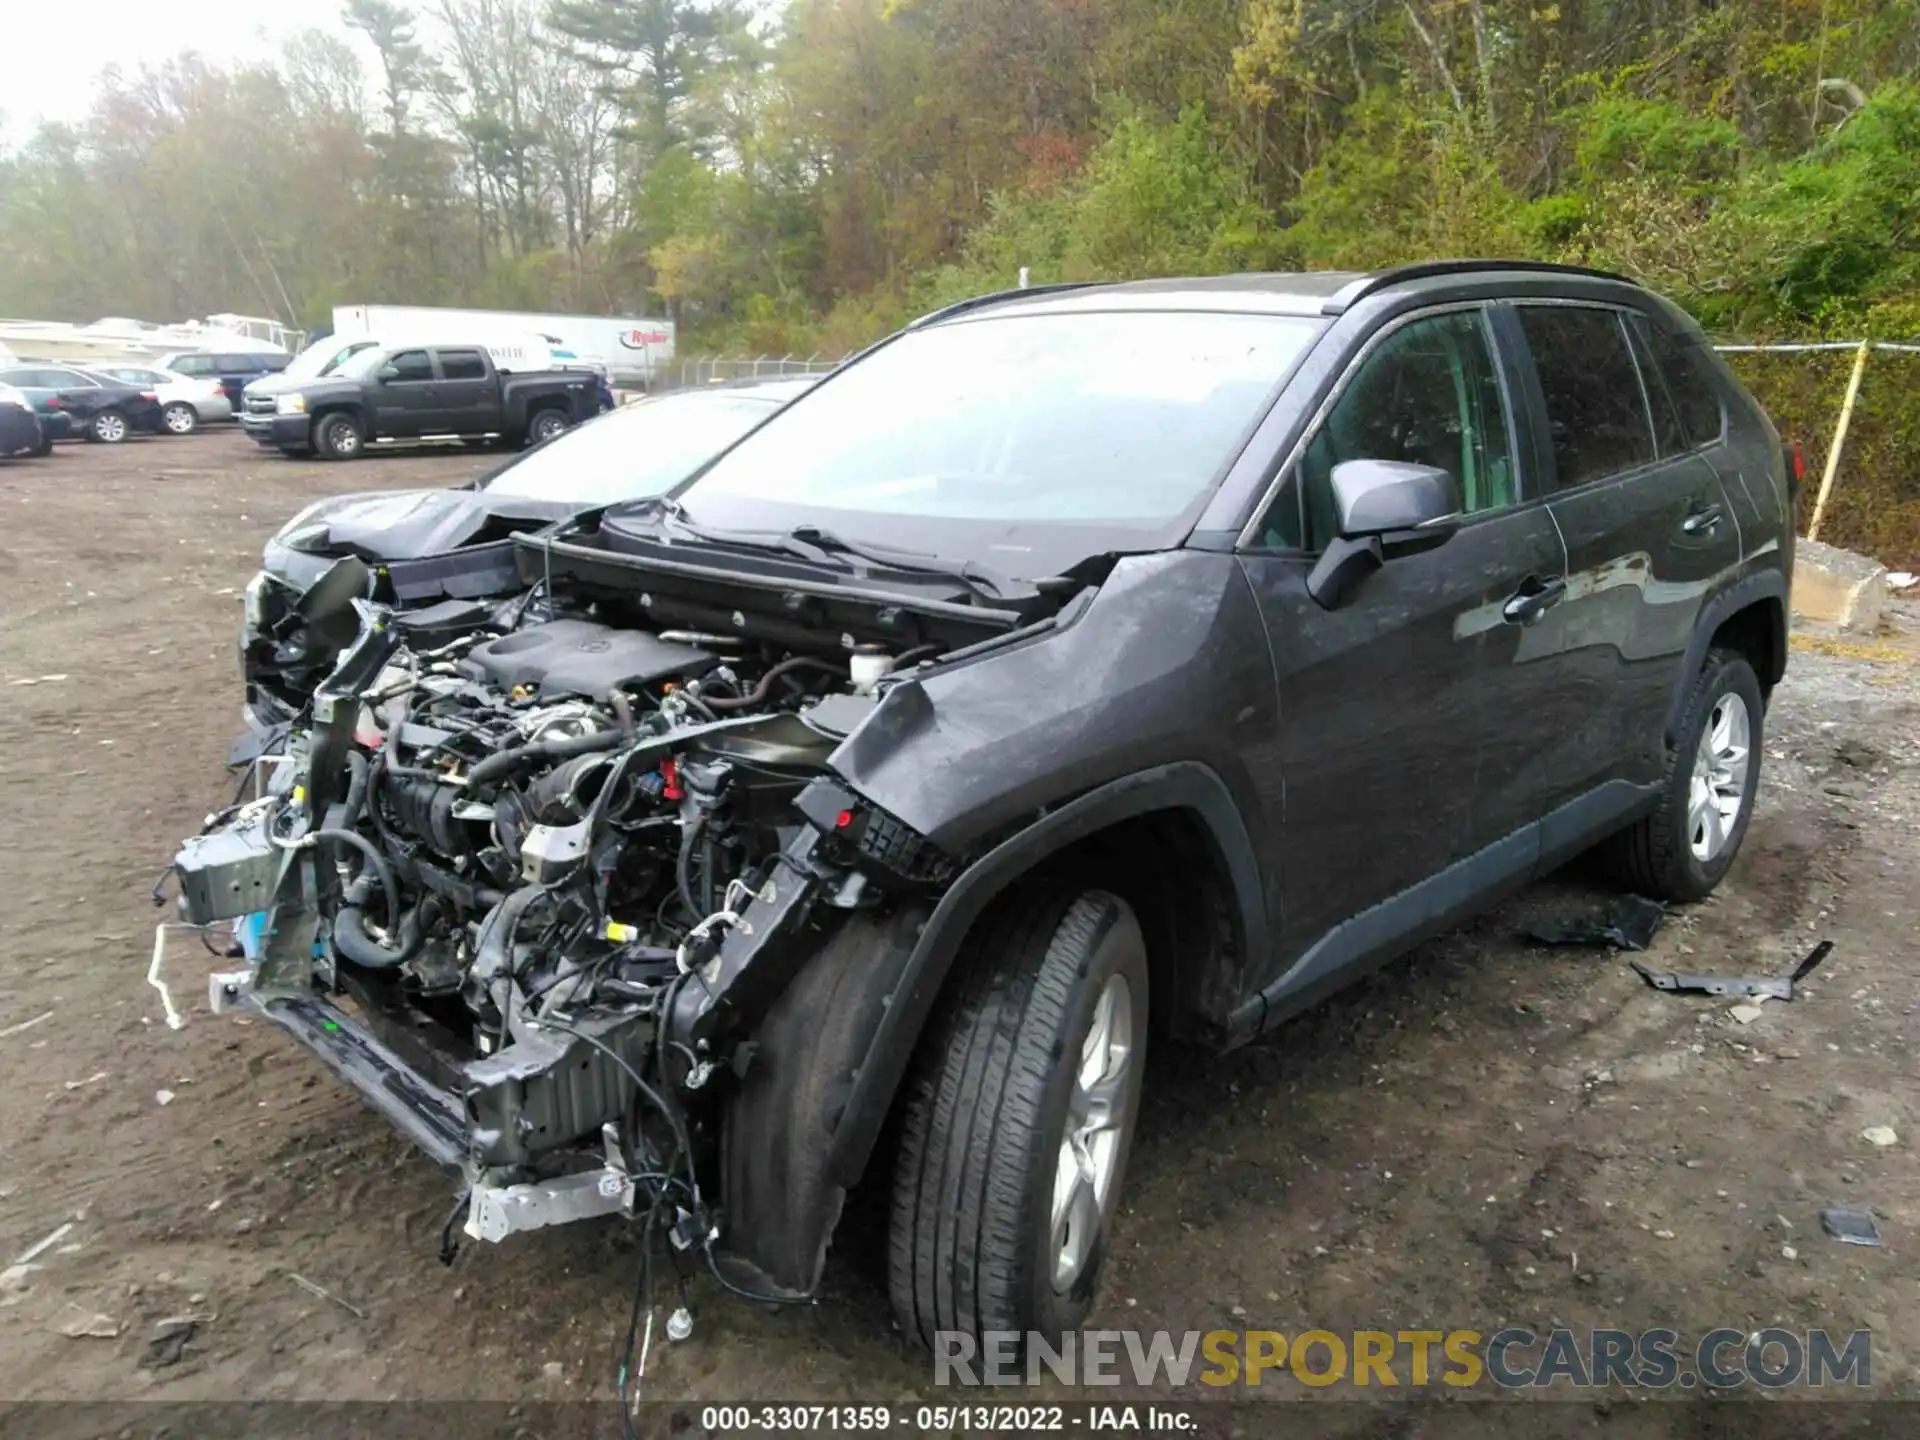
1,430,1917,1425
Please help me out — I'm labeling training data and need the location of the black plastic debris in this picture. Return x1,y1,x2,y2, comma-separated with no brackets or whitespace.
1524,895,1666,952
1632,939,1835,1002
1821,1207,1882,1246
138,1318,196,1370
1790,939,1836,987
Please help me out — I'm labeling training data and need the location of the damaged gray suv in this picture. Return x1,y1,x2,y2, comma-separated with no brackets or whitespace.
171,262,1793,1350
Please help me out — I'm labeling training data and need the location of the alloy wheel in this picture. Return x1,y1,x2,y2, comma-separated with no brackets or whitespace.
1688,691,1750,861
1050,972,1134,1291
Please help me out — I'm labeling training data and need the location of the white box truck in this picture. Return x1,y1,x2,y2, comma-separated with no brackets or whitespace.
331,305,676,388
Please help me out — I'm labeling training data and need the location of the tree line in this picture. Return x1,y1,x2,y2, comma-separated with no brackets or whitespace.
1,0,1917,357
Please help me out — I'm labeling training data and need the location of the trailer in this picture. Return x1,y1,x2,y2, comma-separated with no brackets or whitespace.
332,305,674,388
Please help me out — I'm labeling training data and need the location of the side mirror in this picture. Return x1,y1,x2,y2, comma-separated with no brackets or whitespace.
377,364,400,383
1306,460,1460,610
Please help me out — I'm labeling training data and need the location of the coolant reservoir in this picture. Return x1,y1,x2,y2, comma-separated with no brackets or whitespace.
849,649,895,695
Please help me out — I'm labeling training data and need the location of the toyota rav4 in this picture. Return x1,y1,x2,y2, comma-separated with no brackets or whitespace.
168,262,1792,1352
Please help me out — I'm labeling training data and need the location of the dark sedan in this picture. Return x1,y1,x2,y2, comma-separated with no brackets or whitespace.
0,364,166,443
0,384,51,458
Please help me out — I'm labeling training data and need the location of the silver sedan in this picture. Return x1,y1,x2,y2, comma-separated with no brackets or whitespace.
95,364,233,435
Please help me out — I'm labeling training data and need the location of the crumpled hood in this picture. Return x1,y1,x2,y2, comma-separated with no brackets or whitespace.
264,487,579,590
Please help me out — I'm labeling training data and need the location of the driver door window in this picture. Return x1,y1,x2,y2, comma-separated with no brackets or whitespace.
1263,310,1515,549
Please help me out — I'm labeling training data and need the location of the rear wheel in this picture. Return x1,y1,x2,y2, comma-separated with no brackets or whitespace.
889,885,1148,1352
527,407,569,445
87,409,132,443
314,413,363,461
31,431,53,457
162,402,198,436
1605,647,1763,901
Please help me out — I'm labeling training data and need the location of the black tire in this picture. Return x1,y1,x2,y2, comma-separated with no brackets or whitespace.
313,413,363,461
31,433,53,457
526,407,569,446
89,409,130,444
162,402,198,436
889,885,1148,1352
1605,647,1763,901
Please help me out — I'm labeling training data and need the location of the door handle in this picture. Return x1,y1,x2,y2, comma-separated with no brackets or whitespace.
1681,501,1724,536
1503,574,1567,625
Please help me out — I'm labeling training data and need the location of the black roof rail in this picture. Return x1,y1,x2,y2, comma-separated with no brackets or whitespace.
1323,259,1637,315
907,281,1105,329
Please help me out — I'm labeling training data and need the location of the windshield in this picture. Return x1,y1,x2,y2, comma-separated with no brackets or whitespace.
288,339,377,379
483,390,785,505
674,310,1321,542
332,347,394,380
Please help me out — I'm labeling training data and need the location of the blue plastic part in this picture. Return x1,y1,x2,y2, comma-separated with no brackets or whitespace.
234,911,268,962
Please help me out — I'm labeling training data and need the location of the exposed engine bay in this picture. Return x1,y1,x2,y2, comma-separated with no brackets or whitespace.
173,581,958,1279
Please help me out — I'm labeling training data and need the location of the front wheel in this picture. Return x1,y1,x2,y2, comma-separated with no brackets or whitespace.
1606,647,1764,901
89,409,131,443
526,408,569,445
889,886,1148,1353
313,413,363,461
162,402,198,436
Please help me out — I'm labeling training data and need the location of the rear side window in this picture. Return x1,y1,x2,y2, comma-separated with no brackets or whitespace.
1517,306,1654,488
439,350,487,380
1623,317,1688,457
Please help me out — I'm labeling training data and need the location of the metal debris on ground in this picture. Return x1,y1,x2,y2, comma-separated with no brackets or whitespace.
1632,939,1834,1002
56,1305,120,1339
288,1271,366,1319
13,1222,75,1267
1524,895,1666,951
0,1011,54,1040
1822,1207,1883,1246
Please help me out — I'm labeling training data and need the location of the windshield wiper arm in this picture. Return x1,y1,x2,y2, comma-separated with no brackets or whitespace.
634,500,1024,604
782,525,1022,601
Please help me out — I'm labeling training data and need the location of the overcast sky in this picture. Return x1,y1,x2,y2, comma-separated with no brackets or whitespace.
0,1,358,142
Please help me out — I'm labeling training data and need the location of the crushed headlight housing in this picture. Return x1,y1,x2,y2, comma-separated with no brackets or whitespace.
243,571,272,630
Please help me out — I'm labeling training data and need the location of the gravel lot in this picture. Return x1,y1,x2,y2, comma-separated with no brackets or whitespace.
1,430,1916,1427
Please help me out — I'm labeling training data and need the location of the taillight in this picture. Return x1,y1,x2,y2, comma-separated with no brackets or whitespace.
1785,440,1807,493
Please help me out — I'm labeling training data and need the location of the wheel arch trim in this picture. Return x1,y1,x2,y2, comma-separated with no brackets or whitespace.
1664,570,1788,748
823,759,1268,1187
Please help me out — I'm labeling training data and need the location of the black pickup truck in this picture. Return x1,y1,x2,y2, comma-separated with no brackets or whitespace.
248,343,598,460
